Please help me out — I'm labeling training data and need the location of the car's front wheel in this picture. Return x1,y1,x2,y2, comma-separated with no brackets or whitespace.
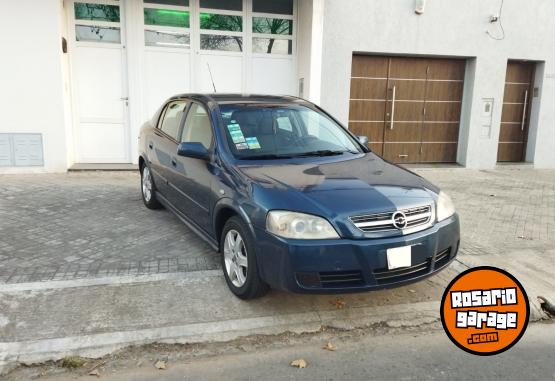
221,216,269,299
141,164,162,209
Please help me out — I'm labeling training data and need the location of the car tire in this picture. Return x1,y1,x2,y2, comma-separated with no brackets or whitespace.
220,216,269,299
141,163,162,210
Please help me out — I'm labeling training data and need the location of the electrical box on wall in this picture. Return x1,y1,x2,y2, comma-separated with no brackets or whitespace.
481,98,494,138
0,134,44,167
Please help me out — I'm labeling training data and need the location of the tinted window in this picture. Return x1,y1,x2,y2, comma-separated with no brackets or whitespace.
159,101,187,140
199,0,242,11
220,104,362,159
144,0,189,5
181,104,213,149
252,0,293,15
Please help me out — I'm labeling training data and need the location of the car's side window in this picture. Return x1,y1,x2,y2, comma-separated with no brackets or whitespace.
158,100,187,141
180,103,213,149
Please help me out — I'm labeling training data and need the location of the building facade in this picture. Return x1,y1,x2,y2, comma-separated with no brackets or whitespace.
1,0,554,172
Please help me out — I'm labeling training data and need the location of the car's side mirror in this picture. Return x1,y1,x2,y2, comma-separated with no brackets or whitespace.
177,142,210,160
357,135,369,146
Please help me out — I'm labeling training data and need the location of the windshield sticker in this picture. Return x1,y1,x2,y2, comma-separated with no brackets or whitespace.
245,137,261,149
227,123,246,144
235,142,248,150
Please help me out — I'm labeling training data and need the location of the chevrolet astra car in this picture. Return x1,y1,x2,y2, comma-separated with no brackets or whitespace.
138,94,460,299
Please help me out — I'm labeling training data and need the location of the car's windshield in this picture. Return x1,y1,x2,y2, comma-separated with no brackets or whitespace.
219,103,363,159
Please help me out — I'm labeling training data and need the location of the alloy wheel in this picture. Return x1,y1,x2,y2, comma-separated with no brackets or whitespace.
142,166,152,202
223,229,248,287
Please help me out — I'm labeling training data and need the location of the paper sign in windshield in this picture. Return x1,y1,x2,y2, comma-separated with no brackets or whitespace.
227,123,245,144
245,137,261,149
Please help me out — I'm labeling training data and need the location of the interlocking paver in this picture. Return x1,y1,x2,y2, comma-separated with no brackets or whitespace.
0,168,554,284
0,172,218,283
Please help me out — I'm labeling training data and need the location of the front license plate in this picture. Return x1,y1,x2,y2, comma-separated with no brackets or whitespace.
386,245,412,270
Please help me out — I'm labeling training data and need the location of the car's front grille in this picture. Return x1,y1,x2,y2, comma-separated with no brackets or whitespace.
373,247,452,285
349,205,433,233
296,270,364,288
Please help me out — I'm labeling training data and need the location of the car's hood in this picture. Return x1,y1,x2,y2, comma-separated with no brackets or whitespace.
237,153,438,217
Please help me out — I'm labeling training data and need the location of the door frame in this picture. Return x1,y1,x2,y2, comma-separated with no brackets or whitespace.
65,0,131,163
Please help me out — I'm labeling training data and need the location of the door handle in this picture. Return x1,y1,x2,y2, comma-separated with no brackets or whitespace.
171,159,177,167
521,90,529,131
390,85,396,130
148,142,153,149
120,97,129,101
398,154,408,158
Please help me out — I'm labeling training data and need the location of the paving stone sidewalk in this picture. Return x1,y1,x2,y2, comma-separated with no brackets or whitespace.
0,167,554,284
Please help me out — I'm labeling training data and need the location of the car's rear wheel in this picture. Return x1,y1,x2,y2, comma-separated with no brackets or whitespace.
221,216,269,299
141,164,162,209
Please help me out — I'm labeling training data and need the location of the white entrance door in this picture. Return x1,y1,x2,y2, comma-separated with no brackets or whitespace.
68,0,130,163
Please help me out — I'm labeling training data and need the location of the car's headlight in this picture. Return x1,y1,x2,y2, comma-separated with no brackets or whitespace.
266,211,340,239
436,191,456,222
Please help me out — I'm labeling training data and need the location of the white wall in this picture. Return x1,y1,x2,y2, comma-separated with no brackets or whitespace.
314,0,555,168
0,0,68,173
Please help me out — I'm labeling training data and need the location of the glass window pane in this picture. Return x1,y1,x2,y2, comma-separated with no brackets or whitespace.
144,8,190,28
160,101,187,140
181,104,213,149
252,17,292,35
200,34,243,52
253,0,293,15
200,13,242,32
252,37,292,54
199,0,242,11
145,30,190,48
74,3,120,22
144,0,189,6
75,25,121,43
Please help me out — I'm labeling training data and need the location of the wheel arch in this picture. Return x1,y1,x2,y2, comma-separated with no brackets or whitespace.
213,199,256,252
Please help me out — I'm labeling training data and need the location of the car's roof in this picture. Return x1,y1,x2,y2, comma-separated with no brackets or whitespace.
168,93,308,105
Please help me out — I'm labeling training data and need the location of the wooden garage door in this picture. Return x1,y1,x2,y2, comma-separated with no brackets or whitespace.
497,62,535,162
349,55,465,163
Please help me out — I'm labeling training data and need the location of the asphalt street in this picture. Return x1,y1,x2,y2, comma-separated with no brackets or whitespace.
28,322,555,381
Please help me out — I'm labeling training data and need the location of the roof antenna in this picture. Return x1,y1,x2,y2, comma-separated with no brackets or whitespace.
206,63,217,93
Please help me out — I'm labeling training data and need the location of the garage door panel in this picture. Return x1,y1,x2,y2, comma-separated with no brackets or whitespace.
348,121,384,142
383,143,420,163
426,59,466,80
388,80,426,100
425,102,461,122
349,100,386,121
350,55,465,164
420,143,457,162
391,102,424,121
384,122,421,142
498,143,524,162
426,81,463,101
350,79,388,99
421,123,459,142
389,58,428,79
351,55,389,78
501,103,525,123
499,123,526,142
368,142,383,155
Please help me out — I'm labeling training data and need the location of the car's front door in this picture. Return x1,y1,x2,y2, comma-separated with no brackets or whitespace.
150,100,187,200
171,102,215,232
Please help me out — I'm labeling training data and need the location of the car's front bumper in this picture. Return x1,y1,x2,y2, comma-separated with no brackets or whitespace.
253,214,460,293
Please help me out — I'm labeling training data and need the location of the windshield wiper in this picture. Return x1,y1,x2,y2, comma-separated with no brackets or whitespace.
241,154,294,160
291,150,349,157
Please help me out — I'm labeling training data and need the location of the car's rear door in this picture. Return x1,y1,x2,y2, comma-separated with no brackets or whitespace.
149,99,188,201
170,102,215,232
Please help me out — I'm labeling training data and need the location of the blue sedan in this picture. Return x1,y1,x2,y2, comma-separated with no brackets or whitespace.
138,94,460,299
